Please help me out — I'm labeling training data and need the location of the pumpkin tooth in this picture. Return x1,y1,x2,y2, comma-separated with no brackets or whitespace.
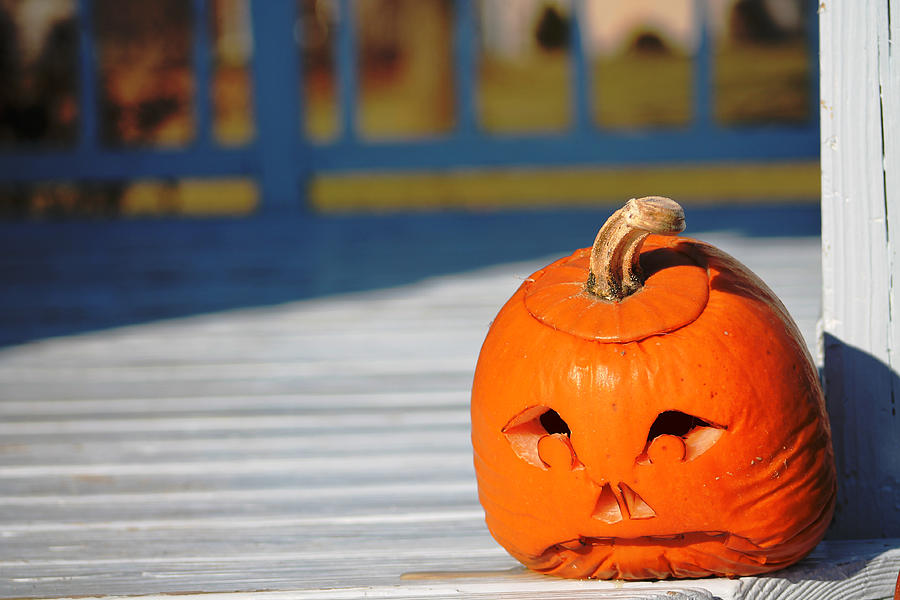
591,483,624,524
618,482,657,520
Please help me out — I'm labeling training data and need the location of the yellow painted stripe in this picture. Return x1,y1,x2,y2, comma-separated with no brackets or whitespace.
114,162,819,216
311,161,820,213
120,178,258,216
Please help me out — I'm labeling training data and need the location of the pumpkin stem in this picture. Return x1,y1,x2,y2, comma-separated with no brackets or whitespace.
586,196,685,301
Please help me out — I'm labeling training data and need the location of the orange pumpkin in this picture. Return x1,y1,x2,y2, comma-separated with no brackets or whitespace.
471,197,835,580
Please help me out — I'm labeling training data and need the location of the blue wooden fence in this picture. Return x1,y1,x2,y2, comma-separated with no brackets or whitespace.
0,0,820,213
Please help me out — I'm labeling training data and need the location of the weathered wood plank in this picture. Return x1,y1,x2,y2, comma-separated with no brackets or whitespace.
0,482,477,525
0,391,469,416
0,429,470,466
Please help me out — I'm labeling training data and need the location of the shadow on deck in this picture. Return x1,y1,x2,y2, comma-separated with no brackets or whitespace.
0,203,820,348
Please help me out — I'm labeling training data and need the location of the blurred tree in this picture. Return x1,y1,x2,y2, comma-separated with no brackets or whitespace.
0,2,77,145
535,4,569,52
627,30,670,56
730,0,790,43
95,0,193,145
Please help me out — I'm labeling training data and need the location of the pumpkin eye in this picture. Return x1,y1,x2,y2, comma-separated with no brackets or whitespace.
539,409,570,436
502,406,575,469
637,410,726,464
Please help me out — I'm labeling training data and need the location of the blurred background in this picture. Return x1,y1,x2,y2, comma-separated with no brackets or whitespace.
0,0,821,345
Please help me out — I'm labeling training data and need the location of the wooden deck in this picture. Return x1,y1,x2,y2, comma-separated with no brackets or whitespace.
1,209,898,599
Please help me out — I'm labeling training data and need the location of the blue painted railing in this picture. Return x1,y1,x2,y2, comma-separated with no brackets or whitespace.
0,0,820,213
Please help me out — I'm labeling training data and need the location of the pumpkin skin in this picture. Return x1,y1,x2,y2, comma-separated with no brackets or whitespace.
471,204,836,580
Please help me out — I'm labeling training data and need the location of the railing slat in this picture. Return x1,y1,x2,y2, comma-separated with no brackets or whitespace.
569,0,592,132
453,0,478,135
191,0,214,148
336,0,358,142
0,127,819,182
806,0,821,124
249,0,302,211
76,0,99,150
692,0,714,132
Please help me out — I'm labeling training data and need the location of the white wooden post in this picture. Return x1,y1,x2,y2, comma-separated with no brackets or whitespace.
820,0,900,538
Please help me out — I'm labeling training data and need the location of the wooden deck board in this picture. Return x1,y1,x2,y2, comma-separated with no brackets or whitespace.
2,231,898,599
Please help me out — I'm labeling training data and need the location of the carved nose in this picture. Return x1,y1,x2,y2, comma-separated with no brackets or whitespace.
591,482,657,523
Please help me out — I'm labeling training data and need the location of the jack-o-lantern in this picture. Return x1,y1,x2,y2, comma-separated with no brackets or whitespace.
471,197,836,580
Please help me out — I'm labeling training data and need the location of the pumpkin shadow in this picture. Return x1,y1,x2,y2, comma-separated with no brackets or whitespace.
705,271,763,302
646,240,761,304
638,246,698,279
699,245,778,304
820,333,900,541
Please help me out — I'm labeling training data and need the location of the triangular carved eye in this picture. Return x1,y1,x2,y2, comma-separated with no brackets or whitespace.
637,410,726,464
502,406,574,469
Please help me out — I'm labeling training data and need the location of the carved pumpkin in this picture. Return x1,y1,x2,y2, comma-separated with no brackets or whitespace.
471,197,836,580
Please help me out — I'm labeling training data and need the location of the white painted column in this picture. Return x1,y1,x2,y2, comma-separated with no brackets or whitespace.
820,0,900,538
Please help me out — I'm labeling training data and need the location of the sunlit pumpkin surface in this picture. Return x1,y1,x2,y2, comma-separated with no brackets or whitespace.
471,228,836,580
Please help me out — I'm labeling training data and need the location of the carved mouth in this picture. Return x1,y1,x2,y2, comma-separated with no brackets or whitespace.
532,530,769,579
553,530,758,552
